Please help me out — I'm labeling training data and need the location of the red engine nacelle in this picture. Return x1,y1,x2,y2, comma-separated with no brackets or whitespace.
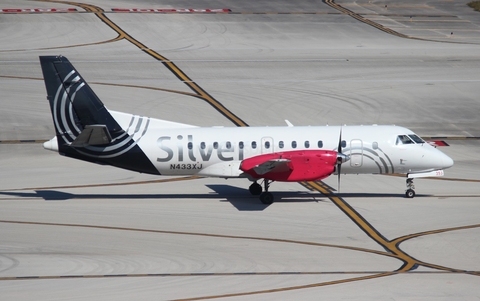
240,150,338,182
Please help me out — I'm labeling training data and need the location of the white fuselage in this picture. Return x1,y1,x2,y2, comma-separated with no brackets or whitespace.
108,111,454,179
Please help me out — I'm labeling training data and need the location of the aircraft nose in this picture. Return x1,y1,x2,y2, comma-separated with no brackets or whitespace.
442,153,454,169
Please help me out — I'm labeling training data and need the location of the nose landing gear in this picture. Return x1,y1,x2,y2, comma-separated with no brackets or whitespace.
405,178,415,198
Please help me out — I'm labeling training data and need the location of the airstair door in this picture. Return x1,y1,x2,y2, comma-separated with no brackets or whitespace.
350,139,363,167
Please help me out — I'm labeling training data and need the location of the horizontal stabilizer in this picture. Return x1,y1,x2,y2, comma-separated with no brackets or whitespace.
71,125,112,147
427,140,449,147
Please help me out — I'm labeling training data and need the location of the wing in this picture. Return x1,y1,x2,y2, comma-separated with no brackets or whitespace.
240,150,338,182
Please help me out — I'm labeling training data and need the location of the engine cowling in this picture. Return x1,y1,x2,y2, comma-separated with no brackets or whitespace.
240,150,338,182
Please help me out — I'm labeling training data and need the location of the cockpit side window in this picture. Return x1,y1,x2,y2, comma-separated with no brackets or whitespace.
408,135,424,144
396,135,414,145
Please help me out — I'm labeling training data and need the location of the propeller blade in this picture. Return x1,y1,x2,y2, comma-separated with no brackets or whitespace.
335,127,351,193
337,127,343,153
337,127,343,193
337,163,341,192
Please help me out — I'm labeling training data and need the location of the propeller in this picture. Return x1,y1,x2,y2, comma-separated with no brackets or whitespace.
336,127,350,192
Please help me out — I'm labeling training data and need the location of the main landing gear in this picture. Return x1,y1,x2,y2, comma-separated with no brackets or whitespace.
249,180,274,204
249,181,262,195
405,178,416,198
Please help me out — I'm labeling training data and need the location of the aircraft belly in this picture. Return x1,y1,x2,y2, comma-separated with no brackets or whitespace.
197,161,242,178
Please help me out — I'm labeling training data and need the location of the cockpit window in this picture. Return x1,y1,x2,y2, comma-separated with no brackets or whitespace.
396,135,414,145
396,135,425,145
408,135,424,144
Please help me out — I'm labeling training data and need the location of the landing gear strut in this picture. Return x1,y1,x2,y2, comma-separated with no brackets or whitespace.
259,180,274,205
405,178,415,198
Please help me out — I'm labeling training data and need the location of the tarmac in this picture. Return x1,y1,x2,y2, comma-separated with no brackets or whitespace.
0,0,479,300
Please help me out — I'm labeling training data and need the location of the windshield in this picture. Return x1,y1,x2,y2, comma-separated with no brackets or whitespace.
396,134,425,145
396,135,414,145
408,134,425,144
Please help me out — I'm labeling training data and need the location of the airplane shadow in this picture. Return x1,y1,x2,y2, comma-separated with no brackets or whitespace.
0,190,216,201
0,189,419,203
0,185,330,211
206,185,327,211
328,192,410,198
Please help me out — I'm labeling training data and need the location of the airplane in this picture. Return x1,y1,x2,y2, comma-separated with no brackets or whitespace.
39,55,454,204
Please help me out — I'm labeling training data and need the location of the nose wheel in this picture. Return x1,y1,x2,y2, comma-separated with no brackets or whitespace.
405,178,415,198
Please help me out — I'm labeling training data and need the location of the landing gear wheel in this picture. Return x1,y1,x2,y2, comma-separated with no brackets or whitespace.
258,180,274,204
405,189,415,198
249,182,262,195
260,192,274,204
405,177,415,198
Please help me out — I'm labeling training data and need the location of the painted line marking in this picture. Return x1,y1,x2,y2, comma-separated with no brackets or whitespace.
302,180,480,275
40,0,248,127
323,0,479,45
304,181,419,271
2,270,473,282
0,8,77,13
0,140,48,144
0,220,396,258
111,8,231,13
0,176,201,192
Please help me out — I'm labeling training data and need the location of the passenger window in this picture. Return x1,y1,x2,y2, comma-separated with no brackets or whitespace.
265,141,270,149
341,140,346,148
239,141,244,149
213,142,218,149
188,142,193,150
252,141,257,149
292,141,297,148
279,141,284,149
201,142,206,149
317,140,323,148
226,141,231,149
372,142,378,149
305,141,310,148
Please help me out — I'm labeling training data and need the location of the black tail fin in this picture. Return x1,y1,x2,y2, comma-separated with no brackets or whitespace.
39,55,123,146
39,55,159,175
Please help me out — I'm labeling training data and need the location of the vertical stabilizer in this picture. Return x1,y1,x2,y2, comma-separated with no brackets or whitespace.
39,56,160,175
39,55,122,146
